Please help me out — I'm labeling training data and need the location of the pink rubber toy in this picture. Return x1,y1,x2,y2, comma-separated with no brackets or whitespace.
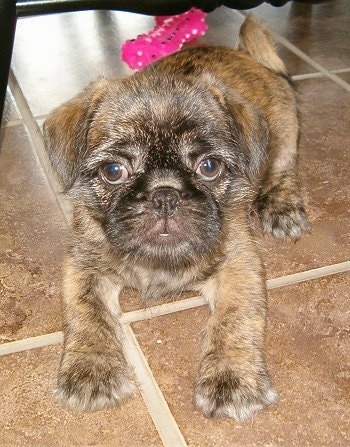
121,8,208,70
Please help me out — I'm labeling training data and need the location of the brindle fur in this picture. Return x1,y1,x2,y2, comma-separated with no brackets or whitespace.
43,15,309,421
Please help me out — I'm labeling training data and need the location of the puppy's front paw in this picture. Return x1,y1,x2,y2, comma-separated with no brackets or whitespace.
54,351,135,411
194,359,277,421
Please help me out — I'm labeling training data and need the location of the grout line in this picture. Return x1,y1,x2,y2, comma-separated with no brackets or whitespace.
272,34,350,91
292,68,350,82
331,68,350,74
1,260,349,357
266,260,350,289
8,70,72,223
234,10,350,92
34,113,49,123
123,325,188,447
0,332,63,356
2,118,24,128
123,260,350,324
292,72,324,81
121,296,207,325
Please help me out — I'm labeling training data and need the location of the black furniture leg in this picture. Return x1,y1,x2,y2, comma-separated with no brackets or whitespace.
0,0,17,127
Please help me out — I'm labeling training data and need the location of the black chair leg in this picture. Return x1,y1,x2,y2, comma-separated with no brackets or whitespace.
0,0,17,127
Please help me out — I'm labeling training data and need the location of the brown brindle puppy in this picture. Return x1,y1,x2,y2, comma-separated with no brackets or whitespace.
43,15,309,421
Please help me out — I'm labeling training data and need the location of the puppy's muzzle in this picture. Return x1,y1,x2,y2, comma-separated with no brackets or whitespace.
151,187,180,218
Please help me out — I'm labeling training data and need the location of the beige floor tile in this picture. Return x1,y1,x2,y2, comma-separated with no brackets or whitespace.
337,71,350,83
133,273,350,447
0,126,67,343
0,345,162,447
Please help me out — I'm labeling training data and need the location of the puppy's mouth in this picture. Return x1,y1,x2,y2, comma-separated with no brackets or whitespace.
105,184,221,267
149,217,180,241
142,187,184,243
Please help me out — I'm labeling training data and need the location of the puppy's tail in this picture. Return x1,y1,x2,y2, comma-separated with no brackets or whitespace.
238,14,287,76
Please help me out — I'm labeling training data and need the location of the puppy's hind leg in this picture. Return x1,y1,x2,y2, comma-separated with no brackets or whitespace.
239,14,309,240
257,106,310,240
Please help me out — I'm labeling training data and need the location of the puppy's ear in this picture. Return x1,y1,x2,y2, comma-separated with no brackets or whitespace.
202,73,268,182
43,78,110,190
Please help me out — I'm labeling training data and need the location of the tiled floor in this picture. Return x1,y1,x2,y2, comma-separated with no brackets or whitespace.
0,2,349,446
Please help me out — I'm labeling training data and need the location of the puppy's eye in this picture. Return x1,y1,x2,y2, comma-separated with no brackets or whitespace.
100,163,129,185
196,158,222,181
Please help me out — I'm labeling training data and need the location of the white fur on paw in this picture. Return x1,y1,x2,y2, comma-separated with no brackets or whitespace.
195,389,277,421
195,376,277,422
261,205,310,240
54,375,135,411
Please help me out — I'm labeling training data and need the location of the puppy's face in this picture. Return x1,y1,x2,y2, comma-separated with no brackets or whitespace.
44,72,267,269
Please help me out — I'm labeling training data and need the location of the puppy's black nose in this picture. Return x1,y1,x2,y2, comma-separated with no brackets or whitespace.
151,187,180,217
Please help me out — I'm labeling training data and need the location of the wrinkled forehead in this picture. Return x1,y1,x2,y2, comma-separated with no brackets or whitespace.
87,77,232,165
101,79,224,136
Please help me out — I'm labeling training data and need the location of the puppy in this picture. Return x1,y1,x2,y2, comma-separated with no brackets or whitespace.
43,15,309,421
